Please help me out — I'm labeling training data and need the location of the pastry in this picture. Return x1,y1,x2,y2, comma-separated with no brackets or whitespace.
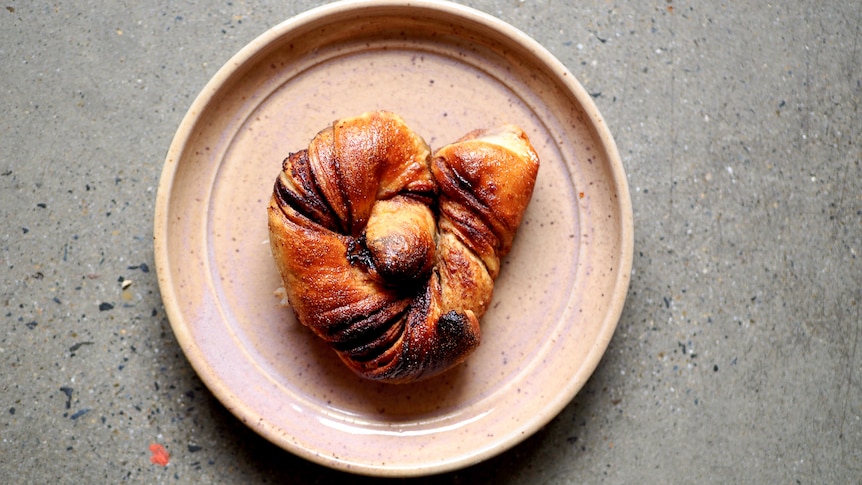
268,111,539,383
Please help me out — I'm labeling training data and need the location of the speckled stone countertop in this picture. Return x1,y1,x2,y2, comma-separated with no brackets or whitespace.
2,1,859,483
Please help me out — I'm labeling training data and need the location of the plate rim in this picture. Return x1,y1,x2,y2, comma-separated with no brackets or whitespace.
154,0,633,477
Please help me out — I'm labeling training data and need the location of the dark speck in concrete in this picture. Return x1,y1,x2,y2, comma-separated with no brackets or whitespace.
59,387,73,409
69,409,90,420
69,341,93,352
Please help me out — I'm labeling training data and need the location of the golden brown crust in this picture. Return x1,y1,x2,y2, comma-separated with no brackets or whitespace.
268,111,539,383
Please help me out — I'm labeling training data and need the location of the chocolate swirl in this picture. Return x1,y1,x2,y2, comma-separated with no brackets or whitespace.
268,111,539,383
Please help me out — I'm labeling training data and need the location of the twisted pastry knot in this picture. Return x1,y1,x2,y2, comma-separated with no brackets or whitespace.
268,111,539,383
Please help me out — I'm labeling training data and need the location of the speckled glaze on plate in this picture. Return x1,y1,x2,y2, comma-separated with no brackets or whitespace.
154,0,632,477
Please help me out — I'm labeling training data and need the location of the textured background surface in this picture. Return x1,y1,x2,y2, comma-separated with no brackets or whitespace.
1,0,860,483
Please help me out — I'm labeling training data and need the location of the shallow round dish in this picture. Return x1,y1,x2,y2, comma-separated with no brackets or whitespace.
154,0,632,477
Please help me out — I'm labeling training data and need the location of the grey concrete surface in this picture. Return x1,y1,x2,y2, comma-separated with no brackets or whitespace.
1,0,859,483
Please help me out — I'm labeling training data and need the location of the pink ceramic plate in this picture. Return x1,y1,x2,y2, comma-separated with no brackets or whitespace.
154,0,632,477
